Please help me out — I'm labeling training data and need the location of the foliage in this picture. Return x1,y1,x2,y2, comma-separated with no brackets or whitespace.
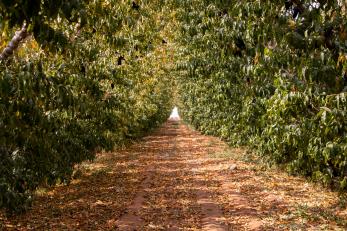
2,0,347,213
174,0,347,189
0,0,174,212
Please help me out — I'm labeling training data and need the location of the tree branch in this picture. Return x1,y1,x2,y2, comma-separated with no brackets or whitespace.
0,23,28,61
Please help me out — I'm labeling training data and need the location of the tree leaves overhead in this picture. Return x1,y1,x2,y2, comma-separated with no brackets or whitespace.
0,0,85,51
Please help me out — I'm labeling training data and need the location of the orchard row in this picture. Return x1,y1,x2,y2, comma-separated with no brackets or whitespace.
0,0,174,212
175,0,347,190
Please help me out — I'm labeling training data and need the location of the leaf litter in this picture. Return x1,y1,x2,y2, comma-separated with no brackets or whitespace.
0,120,346,230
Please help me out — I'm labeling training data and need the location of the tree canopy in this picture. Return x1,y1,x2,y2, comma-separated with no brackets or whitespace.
1,0,347,212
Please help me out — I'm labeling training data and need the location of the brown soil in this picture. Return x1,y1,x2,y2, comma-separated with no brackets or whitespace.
1,119,346,230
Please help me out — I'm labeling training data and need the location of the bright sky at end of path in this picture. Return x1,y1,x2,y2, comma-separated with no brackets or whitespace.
169,106,180,120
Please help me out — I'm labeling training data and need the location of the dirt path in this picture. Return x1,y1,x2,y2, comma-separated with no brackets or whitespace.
1,119,346,230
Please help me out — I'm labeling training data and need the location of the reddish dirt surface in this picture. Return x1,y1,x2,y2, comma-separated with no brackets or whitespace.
1,119,346,230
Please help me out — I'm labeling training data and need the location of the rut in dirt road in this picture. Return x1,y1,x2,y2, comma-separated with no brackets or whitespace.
1,119,346,230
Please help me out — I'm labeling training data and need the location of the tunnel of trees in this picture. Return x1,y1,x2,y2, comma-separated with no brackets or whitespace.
0,0,347,212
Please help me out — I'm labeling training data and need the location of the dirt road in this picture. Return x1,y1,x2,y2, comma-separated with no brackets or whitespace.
1,119,346,230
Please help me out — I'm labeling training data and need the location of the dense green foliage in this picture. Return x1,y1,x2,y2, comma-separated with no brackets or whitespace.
1,0,347,213
175,0,347,189
0,0,174,212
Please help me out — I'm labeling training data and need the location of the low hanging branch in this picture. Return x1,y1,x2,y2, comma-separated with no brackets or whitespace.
0,23,28,61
